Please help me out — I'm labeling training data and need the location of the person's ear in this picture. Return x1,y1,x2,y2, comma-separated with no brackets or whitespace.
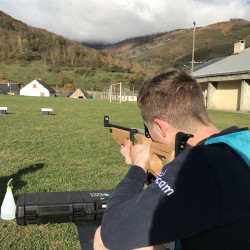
153,118,167,138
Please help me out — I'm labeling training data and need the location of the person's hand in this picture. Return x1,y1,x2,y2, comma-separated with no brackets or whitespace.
121,140,150,173
130,144,150,172
120,139,133,165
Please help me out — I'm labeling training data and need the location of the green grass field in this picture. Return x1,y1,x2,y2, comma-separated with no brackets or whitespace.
0,95,250,249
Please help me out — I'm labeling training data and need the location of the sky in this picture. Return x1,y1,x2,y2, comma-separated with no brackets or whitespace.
1,0,250,44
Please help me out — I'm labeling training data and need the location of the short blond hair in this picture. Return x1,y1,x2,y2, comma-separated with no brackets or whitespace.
137,71,210,132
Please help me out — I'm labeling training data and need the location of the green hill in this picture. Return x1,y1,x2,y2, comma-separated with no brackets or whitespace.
0,11,145,91
2,10,250,90
103,19,250,73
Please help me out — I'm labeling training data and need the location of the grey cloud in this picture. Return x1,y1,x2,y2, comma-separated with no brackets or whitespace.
0,0,250,44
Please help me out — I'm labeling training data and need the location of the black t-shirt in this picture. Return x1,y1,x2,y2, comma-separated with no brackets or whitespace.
101,127,250,250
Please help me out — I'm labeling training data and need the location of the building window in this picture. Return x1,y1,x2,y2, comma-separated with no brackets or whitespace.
33,84,36,88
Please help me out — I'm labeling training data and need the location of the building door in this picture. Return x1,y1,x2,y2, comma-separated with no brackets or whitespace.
216,81,240,111
40,92,45,96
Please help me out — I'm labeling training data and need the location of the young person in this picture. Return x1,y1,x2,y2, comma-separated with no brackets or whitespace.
94,71,250,250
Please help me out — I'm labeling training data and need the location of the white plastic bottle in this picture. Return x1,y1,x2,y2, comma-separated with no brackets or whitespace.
1,179,16,220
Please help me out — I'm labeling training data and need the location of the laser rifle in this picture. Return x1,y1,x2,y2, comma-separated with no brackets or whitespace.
104,116,193,177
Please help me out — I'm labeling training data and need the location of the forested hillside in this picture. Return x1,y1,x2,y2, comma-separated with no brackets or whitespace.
0,11,146,90
2,9,250,90
0,10,138,71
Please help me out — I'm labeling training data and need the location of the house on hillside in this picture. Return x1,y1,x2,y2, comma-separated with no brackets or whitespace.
0,83,20,95
20,78,56,97
192,40,250,112
70,88,89,98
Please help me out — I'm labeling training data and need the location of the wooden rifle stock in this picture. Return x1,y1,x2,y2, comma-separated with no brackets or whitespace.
104,116,175,177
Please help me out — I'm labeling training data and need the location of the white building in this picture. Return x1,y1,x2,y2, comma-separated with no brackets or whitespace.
192,41,250,112
120,90,137,102
20,79,56,97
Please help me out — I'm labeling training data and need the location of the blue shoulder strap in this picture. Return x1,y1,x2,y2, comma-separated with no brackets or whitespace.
175,240,182,250
205,130,250,167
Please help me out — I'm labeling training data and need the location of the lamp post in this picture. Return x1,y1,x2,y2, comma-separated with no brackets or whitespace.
191,21,196,73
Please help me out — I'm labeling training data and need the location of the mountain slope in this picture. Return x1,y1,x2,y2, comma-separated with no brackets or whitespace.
0,11,147,91
0,11,139,73
103,20,250,73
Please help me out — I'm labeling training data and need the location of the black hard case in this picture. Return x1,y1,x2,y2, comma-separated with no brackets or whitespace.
16,190,112,225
